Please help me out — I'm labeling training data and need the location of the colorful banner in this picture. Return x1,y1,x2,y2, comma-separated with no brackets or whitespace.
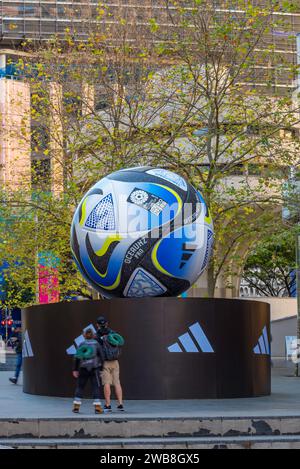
38,252,60,304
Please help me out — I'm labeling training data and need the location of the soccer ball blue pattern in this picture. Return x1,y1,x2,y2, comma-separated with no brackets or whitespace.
70,167,214,298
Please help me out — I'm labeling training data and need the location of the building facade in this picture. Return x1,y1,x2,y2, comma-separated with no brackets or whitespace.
0,1,299,88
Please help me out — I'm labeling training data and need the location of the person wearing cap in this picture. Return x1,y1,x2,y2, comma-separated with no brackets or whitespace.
96,316,124,413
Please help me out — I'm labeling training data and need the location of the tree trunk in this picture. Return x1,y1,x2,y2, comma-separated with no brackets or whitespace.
207,264,216,298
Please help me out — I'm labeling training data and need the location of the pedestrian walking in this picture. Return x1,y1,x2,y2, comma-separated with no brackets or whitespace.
9,327,23,385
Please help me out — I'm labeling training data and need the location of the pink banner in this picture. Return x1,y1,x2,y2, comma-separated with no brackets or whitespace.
38,266,59,304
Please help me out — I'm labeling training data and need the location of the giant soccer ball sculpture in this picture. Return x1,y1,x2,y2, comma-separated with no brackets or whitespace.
71,167,214,298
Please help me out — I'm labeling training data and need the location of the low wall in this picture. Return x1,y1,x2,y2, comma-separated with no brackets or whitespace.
253,298,296,322
235,297,296,322
22,298,271,399
271,316,297,358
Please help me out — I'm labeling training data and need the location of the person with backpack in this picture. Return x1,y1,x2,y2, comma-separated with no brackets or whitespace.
72,328,105,414
96,316,125,413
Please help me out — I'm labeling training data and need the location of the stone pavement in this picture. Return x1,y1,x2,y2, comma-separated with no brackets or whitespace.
2,365,300,448
0,352,16,372
1,369,300,419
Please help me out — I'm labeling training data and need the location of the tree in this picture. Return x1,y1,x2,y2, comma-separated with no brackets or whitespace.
0,191,94,308
136,0,300,296
242,228,296,297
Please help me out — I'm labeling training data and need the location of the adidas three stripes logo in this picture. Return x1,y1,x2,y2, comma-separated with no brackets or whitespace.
168,322,215,353
23,330,34,358
253,326,271,356
168,322,271,355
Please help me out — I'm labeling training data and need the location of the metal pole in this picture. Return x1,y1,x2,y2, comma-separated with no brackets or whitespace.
297,34,300,89
296,34,300,375
5,306,8,344
296,229,300,375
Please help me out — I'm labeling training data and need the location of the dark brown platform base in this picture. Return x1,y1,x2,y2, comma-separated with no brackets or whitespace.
22,298,271,399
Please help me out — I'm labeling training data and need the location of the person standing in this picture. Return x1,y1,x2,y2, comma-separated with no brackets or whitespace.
96,316,124,413
9,327,23,385
72,329,105,414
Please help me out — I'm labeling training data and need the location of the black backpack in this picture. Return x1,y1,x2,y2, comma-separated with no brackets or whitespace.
102,336,122,361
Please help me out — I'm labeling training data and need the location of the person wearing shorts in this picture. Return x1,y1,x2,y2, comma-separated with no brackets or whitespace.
96,316,124,413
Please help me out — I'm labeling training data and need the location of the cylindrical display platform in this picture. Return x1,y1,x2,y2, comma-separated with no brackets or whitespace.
22,298,271,399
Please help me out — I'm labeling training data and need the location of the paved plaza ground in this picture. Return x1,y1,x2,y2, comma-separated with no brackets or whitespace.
1,364,300,448
1,364,300,420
